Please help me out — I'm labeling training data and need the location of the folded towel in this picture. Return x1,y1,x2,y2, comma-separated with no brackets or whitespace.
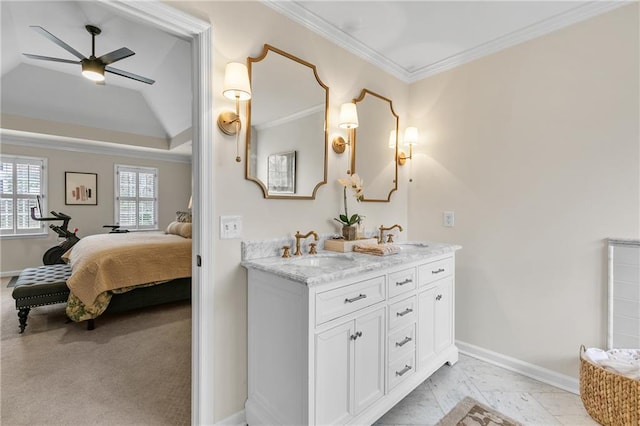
353,243,400,256
585,347,640,380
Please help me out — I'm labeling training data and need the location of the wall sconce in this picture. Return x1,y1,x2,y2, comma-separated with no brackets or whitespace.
217,62,252,162
388,130,397,149
332,102,359,155
398,127,418,166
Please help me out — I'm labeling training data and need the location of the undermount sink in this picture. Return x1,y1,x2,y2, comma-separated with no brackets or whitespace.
397,242,430,251
288,255,354,267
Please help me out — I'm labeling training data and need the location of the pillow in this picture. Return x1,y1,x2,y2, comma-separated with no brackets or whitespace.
166,221,192,238
176,211,192,223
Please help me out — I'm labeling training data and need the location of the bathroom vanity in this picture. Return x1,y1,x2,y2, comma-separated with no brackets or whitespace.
241,241,461,425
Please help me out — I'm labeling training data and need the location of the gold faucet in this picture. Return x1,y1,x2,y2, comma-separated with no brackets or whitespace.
378,224,403,244
294,230,319,256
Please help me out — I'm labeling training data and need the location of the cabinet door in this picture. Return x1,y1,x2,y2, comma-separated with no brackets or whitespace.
418,277,453,369
315,321,354,425
434,278,453,354
417,286,436,369
354,308,385,414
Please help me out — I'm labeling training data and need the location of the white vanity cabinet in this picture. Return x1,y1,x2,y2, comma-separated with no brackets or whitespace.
244,248,459,426
316,307,385,425
417,257,455,368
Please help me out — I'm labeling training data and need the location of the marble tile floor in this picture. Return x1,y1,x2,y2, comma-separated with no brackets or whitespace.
374,354,598,426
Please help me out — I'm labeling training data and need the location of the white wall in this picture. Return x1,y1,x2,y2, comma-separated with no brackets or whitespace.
171,1,410,420
407,4,638,378
0,142,191,272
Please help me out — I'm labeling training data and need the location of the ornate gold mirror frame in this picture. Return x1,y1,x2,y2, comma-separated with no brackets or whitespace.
352,89,399,202
246,44,329,199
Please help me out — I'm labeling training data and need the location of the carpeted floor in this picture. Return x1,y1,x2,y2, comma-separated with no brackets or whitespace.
1,279,191,425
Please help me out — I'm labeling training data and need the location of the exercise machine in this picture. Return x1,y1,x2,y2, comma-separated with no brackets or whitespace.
30,197,80,265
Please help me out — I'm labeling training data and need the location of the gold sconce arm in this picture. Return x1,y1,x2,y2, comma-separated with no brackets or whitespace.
333,102,358,175
332,135,347,154
397,144,413,166
217,97,242,136
217,62,251,163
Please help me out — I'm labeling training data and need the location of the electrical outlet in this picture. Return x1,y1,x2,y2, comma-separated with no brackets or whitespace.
220,215,242,239
443,211,455,227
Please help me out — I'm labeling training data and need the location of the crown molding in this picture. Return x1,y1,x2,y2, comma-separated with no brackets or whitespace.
262,0,412,81
0,129,192,163
254,104,324,131
262,0,630,84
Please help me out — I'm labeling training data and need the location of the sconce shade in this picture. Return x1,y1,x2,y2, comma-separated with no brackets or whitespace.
339,103,359,129
404,127,419,146
81,58,105,82
222,62,251,101
389,130,397,148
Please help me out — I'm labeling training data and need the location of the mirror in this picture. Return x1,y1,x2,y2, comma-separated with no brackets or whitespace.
352,89,399,202
246,44,329,199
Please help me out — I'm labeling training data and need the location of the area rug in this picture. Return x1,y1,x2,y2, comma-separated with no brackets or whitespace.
436,396,522,426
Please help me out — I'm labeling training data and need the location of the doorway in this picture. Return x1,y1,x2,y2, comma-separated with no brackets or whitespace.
102,2,214,424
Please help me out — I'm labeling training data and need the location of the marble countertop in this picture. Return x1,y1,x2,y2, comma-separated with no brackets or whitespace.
241,241,462,286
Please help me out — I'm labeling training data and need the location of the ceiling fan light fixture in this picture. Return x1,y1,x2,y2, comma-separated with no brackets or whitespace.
81,58,105,82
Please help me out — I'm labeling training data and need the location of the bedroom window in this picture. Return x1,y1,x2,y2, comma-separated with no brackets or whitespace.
0,155,47,237
115,165,158,231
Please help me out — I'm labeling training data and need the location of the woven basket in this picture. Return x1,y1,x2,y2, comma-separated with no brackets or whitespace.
579,345,640,426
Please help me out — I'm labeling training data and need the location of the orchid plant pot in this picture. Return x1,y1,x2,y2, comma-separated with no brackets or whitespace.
342,225,357,241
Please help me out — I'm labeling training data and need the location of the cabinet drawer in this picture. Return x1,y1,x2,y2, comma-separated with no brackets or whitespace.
388,351,415,391
388,323,415,363
388,295,416,330
316,276,386,325
388,267,417,299
418,257,453,287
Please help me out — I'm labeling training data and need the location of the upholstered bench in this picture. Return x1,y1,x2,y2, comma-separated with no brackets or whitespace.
11,264,72,333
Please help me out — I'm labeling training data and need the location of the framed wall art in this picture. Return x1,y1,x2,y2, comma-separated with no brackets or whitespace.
267,151,296,194
65,172,97,205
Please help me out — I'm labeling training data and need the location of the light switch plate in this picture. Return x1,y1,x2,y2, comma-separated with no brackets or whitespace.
220,215,242,239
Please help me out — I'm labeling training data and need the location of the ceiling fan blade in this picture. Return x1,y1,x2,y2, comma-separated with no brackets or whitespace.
98,47,135,65
23,53,80,64
30,25,86,60
105,66,155,85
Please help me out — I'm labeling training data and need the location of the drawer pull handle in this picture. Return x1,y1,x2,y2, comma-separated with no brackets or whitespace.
345,294,367,304
396,278,413,286
396,337,412,347
350,331,363,340
432,268,445,274
395,365,412,377
436,294,443,301
396,308,413,317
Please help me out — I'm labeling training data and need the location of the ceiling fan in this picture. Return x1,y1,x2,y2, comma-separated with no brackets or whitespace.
23,25,155,85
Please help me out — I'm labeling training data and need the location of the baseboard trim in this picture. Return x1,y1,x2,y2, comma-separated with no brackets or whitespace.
215,409,246,426
214,342,579,426
456,340,579,395
1,270,22,278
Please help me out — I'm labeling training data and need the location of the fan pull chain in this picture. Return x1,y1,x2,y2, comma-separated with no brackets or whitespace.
409,156,413,183
235,97,241,163
347,128,352,175
235,121,241,163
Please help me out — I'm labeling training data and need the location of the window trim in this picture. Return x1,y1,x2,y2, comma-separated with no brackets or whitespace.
114,164,159,231
0,154,48,238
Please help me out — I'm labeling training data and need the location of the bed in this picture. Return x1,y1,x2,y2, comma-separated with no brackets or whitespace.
62,227,192,326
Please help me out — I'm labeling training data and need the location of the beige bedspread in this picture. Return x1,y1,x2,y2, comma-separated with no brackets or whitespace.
62,232,191,307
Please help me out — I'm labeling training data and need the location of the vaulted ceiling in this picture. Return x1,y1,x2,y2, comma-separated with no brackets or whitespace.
1,0,625,158
1,1,192,156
